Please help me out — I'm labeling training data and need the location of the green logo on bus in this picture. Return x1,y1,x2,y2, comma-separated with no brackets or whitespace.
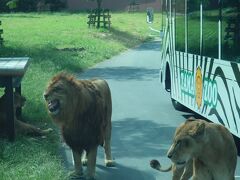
180,69,218,108
180,70,195,98
202,78,218,108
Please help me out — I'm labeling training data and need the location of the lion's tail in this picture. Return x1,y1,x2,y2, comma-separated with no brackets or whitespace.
150,159,172,172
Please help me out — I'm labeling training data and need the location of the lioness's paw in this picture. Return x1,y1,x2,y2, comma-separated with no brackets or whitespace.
150,159,160,169
82,159,88,166
105,159,115,167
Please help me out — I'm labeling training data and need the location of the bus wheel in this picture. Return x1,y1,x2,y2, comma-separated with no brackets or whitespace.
171,98,187,111
233,135,240,156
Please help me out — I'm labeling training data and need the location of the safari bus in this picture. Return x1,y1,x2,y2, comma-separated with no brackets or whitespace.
159,0,240,138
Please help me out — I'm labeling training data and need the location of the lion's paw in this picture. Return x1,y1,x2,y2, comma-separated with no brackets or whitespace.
82,159,88,166
105,159,115,167
69,171,84,180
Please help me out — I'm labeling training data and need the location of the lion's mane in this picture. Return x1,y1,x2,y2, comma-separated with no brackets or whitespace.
45,73,111,152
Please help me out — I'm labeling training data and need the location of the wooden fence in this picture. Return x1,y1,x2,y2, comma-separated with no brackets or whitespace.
87,9,111,29
0,21,3,46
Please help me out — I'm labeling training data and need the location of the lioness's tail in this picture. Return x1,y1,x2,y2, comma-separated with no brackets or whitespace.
150,159,172,172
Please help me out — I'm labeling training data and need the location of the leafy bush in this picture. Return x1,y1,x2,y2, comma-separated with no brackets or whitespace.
0,0,66,12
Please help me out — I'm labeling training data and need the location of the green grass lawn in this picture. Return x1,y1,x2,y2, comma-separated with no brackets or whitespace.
0,12,161,179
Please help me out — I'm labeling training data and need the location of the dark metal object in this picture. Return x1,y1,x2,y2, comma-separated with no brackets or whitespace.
0,57,29,141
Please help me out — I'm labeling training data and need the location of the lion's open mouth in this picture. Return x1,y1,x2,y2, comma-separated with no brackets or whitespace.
48,99,60,115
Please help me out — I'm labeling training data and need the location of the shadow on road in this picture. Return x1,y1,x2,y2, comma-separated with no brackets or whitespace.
95,163,156,180
135,41,161,52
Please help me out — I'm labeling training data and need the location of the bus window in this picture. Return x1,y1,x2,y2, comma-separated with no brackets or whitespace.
175,0,185,52
187,0,200,55
202,1,218,59
222,0,240,62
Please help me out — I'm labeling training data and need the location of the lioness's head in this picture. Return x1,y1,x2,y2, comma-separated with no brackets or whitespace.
43,73,78,120
167,119,206,168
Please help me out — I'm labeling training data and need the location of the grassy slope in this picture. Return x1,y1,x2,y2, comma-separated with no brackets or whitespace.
0,12,161,179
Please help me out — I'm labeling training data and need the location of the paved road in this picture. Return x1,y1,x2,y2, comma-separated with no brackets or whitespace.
61,39,240,180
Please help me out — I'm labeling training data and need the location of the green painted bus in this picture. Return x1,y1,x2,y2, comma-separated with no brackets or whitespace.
160,0,240,137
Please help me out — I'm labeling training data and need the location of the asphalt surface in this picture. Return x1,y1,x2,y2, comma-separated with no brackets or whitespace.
60,39,240,180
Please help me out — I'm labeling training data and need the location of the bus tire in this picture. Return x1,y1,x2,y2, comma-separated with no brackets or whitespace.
171,98,187,111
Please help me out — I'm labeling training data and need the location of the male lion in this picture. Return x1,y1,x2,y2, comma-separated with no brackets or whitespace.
44,73,115,180
150,118,237,180
0,92,52,137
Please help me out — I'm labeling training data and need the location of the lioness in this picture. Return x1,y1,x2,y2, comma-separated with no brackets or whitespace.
0,92,51,137
150,118,237,180
44,73,115,180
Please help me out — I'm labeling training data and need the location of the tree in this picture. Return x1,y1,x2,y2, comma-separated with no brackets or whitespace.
87,0,102,10
6,0,18,10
